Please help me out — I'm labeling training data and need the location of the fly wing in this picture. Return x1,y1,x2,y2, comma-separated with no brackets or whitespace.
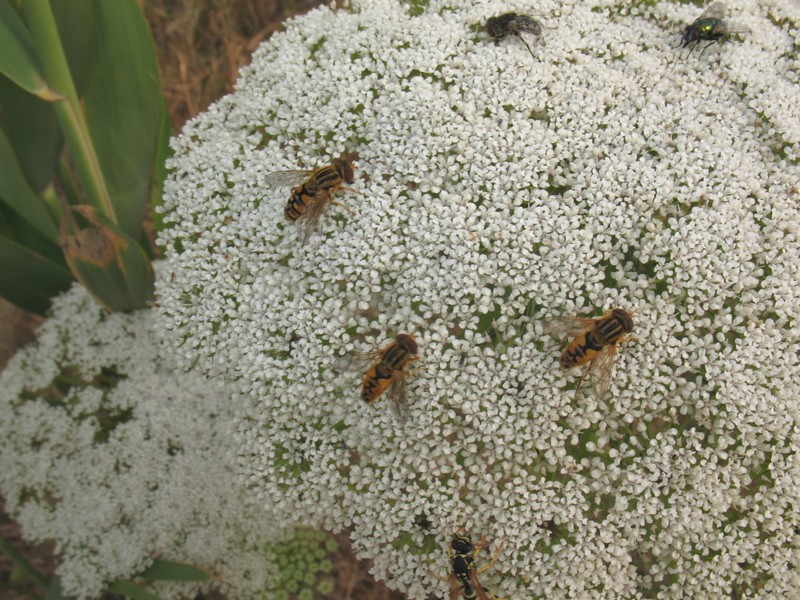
386,373,410,423
449,575,461,600
589,344,619,401
717,22,751,35
699,2,727,21
263,170,312,189
295,192,332,245
468,569,493,600
332,349,383,373
509,15,542,36
547,316,596,341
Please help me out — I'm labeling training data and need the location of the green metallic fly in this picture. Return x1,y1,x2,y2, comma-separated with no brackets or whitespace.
678,2,750,57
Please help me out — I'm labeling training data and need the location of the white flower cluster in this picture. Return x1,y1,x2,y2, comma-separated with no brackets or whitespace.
0,282,291,599
157,0,800,597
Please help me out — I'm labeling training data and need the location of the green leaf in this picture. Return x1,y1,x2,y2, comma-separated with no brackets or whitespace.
44,577,68,600
138,559,210,583
78,0,167,239
0,532,49,589
0,234,73,316
106,580,163,600
51,0,94,94
24,0,114,221
149,98,172,239
60,204,154,312
0,73,62,194
0,0,61,100
0,121,59,240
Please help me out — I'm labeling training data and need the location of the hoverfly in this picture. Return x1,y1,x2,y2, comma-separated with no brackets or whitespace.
333,334,419,421
431,530,505,600
549,308,634,400
485,12,545,58
265,154,358,244
678,2,750,57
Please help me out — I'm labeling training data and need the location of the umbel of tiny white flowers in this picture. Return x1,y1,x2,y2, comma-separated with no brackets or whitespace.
0,281,295,600
157,0,800,598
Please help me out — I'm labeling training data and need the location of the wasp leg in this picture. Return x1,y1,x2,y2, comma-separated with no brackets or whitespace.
475,540,506,575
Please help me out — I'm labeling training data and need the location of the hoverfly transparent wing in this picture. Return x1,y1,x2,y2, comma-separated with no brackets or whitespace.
332,348,383,374
295,190,332,245
588,343,620,401
263,169,313,189
699,2,727,21
547,316,597,342
386,373,410,423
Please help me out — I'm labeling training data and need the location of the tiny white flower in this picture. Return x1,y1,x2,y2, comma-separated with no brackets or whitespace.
157,0,800,597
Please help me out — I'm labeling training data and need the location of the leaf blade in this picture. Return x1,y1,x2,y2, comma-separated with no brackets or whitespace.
0,116,59,240
0,233,72,316
0,1,61,100
80,0,168,239
60,205,154,312
138,559,210,583
106,580,164,600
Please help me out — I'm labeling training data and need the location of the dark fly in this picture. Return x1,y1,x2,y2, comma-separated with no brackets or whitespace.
485,13,545,58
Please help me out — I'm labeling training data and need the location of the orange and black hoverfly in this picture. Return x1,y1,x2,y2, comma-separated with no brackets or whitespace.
430,530,505,600
549,307,634,400
265,154,358,244
334,334,419,421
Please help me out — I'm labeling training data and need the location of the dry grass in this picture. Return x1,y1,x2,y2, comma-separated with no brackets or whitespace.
143,0,326,133
0,1,409,598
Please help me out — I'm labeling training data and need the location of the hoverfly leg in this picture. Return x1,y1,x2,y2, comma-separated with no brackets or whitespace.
573,367,592,400
330,200,355,214
406,366,426,379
